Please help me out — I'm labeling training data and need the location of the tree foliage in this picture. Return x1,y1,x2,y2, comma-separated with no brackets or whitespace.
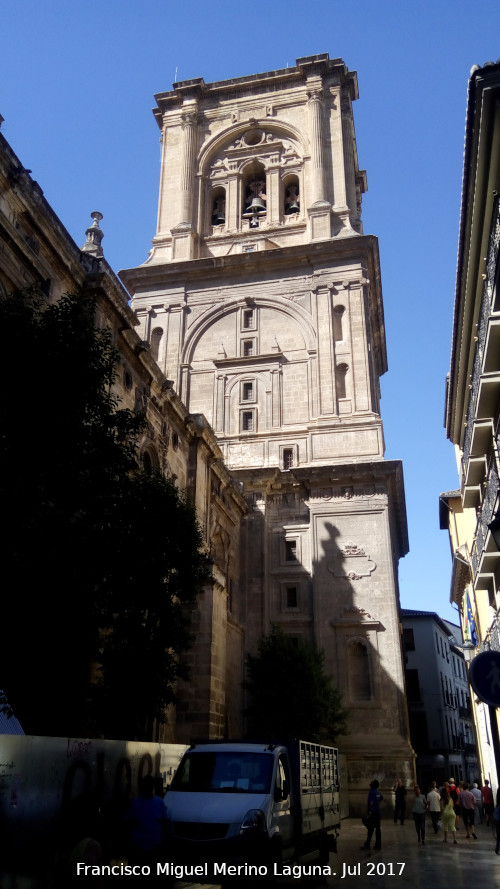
244,625,348,743
0,286,211,739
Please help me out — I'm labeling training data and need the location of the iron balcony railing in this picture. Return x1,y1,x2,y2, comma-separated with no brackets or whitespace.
462,192,500,465
484,609,500,653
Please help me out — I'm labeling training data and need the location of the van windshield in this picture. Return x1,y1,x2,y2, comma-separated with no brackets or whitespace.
170,751,273,793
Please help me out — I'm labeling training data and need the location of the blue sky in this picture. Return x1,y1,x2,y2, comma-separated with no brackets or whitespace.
2,0,500,621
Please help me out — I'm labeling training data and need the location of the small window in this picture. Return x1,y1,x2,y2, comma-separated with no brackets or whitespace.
333,306,345,342
406,668,421,703
283,448,294,470
286,585,298,609
150,327,163,362
285,540,298,562
403,628,415,652
243,309,254,330
241,411,254,432
336,363,348,400
242,339,255,357
242,381,254,401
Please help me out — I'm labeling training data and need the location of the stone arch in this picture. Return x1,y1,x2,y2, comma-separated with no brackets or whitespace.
182,296,316,365
198,120,308,176
141,444,160,474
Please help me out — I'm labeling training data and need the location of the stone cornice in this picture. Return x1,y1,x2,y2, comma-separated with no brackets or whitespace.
153,54,354,129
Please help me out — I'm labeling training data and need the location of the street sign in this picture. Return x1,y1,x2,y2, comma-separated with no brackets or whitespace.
468,651,500,707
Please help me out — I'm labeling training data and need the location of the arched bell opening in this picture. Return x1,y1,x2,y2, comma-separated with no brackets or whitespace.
211,186,226,228
242,161,267,229
150,326,163,363
336,363,349,401
283,173,300,218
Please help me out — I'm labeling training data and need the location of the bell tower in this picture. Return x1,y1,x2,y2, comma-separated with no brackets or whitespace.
121,54,414,810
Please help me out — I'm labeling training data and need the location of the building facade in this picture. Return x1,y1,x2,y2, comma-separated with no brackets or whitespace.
0,125,247,742
120,54,414,809
401,610,477,789
441,59,500,789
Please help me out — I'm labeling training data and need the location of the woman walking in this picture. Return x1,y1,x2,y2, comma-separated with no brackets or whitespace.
441,783,458,844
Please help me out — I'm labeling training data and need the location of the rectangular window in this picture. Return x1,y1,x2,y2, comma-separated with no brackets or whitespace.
242,381,254,401
283,448,294,470
243,309,254,329
285,540,298,562
242,339,255,357
241,411,254,432
403,628,415,652
406,668,421,703
286,585,298,608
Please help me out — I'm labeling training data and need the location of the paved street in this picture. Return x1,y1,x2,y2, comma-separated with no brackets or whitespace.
178,817,500,889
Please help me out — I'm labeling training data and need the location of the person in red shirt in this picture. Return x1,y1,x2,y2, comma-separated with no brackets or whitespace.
481,780,494,826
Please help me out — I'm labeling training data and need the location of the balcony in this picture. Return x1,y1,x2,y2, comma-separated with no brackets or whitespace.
462,194,500,469
476,371,500,421
483,317,500,374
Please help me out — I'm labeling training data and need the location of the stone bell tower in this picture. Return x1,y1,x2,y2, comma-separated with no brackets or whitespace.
120,53,414,810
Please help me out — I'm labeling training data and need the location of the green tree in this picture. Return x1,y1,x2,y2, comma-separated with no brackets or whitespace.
244,625,348,743
0,286,211,739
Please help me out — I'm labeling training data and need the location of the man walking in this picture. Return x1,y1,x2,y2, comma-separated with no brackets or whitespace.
458,782,477,839
427,782,441,834
393,778,407,825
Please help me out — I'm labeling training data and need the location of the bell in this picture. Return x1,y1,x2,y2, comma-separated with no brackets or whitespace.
285,200,300,215
212,211,225,225
243,196,266,217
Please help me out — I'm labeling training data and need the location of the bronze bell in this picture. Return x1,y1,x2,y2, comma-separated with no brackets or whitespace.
212,210,225,225
244,196,266,217
285,199,300,215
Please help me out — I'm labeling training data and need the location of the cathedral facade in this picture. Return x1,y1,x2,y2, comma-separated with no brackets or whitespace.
120,54,414,807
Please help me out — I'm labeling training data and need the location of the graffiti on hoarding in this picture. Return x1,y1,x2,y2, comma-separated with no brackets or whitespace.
66,738,93,758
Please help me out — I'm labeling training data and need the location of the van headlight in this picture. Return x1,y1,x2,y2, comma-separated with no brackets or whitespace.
240,809,266,835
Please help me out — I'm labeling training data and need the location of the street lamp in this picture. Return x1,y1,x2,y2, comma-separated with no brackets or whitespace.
461,639,476,663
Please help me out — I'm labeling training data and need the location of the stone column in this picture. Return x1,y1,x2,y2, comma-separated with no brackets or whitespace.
179,107,198,226
341,98,357,223
271,368,282,427
307,88,327,206
307,84,331,240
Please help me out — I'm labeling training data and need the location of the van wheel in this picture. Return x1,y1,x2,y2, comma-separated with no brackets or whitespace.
266,839,282,884
318,831,330,865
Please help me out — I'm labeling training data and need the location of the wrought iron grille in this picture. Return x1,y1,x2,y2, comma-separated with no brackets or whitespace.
462,194,500,464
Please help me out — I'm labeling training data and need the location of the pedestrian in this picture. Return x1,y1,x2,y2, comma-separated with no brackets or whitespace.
458,782,477,839
470,782,483,824
361,779,384,851
441,784,458,844
393,778,407,825
427,782,441,834
482,779,494,826
448,777,460,830
124,774,167,866
411,786,428,846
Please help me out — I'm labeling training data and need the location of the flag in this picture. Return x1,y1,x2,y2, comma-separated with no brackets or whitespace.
466,590,478,646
